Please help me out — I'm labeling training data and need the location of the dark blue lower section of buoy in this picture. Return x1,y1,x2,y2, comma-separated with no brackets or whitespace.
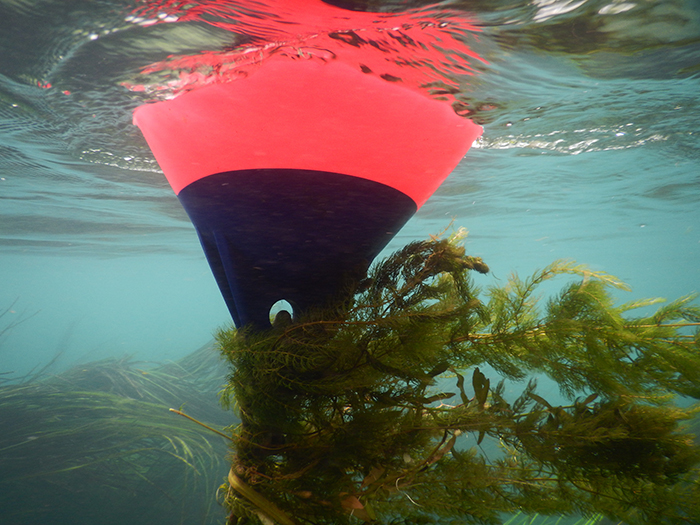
177,169,417,329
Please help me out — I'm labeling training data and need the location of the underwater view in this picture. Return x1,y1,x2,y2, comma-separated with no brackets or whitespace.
1,0,699,524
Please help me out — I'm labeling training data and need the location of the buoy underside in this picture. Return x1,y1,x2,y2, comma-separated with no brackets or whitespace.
178,168,417,328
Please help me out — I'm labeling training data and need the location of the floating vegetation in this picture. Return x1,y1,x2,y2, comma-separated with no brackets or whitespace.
0,341,232,525
216,230,700,525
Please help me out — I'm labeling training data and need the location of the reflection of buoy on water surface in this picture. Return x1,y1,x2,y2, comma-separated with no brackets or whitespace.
134,59,482,329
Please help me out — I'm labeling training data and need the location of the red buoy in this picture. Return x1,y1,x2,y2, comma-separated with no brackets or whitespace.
134,57,482,328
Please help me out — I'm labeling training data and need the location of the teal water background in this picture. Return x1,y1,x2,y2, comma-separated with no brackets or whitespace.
2,139,698,376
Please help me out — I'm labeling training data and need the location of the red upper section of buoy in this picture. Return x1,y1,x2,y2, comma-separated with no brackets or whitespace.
133,58,482,207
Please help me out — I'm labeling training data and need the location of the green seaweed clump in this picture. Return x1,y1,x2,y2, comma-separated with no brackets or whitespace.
217,230,700,525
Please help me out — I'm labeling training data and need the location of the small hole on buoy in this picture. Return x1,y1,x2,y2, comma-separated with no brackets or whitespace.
269,299,294,328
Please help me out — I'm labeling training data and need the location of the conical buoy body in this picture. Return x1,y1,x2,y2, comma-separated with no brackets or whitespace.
134,59,482,328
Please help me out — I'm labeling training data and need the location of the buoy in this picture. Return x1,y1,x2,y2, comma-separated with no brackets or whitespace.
134,58,482,328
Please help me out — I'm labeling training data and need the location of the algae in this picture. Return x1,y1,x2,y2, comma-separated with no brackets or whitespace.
0,342,231,525
216,230,700,525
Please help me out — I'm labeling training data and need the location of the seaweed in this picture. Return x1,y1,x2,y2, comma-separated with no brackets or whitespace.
0,341,231,525
216,229,700,525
